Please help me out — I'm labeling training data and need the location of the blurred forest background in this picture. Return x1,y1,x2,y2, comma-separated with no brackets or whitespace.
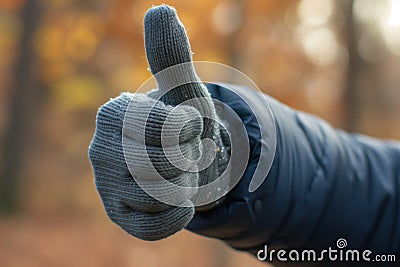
0,0,399,266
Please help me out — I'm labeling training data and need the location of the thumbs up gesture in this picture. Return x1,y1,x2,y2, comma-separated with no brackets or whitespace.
88,5,229,241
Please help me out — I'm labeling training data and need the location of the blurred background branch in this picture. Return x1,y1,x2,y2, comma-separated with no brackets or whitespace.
342,0,362,131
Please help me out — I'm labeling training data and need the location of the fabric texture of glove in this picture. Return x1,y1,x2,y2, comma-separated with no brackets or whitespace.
144,5,230,187
89,93,203,241
89,4,230,241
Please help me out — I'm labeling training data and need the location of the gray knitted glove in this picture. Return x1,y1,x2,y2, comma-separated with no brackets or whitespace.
88,4,229,241
144,5,230,189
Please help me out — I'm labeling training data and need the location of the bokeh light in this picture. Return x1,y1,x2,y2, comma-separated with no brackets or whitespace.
382,0,400,56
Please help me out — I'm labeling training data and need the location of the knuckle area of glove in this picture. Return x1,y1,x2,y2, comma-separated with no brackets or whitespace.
111,206,195,241
97,172,198,214
123,139,200,179
124,107,202,146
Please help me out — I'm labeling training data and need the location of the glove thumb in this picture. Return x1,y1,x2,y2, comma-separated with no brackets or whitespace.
144,5,230,206
144,4,213,111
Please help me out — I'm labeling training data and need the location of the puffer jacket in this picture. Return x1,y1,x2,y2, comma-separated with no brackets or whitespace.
187,83,400,261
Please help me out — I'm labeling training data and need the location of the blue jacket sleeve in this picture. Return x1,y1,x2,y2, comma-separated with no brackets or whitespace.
186,83,400,255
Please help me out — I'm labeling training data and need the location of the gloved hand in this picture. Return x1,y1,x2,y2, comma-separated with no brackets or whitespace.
88,5,229,241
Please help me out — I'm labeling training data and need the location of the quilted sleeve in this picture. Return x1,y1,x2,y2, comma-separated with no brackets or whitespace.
187,83,400,256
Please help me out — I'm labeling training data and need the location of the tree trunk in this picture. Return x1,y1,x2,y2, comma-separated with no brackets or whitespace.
0,0,42,215
342,0,362,132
